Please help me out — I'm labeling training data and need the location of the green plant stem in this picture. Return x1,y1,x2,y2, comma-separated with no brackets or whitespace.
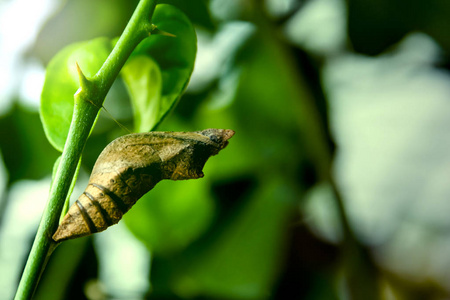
14,1,157,299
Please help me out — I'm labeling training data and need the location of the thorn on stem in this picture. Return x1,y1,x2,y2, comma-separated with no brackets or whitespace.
76,62,90,91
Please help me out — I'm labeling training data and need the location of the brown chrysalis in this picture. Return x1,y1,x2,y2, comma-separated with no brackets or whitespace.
53,128,235,242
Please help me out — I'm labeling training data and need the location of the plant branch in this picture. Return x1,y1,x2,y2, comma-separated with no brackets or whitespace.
14,1,157,299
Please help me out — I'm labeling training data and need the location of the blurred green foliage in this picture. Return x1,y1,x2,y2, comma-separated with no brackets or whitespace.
0,104,59,183
2,0,450,299
347,0,450,55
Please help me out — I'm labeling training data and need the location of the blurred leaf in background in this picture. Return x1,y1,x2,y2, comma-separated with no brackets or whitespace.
32,0,140,65
0,104,59,183
2,0,450,299
346,0,450,55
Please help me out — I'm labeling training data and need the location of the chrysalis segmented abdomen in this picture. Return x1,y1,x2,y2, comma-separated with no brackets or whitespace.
52,128,235,243
75,182,127,233
53,170,157,242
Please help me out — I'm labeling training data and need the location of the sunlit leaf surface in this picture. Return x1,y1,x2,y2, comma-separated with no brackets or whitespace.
40,38,111,151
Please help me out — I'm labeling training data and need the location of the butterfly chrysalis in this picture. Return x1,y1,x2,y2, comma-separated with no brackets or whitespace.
53,129,235,242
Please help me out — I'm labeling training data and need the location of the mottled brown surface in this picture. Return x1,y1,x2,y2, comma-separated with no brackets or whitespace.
53,129,235,242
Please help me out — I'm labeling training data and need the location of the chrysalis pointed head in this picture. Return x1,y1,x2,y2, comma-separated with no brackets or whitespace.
198,128,235,149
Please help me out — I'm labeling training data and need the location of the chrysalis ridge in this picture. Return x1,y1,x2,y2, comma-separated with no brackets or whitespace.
53,128,234,242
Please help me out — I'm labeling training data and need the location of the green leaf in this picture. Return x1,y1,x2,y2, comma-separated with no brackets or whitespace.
157,0,216,30
121,56,163,132
124,179,214,254
33,238,90,300
163,179,297,299
40,38,112,152
124,4,197,131
0,104,59,182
